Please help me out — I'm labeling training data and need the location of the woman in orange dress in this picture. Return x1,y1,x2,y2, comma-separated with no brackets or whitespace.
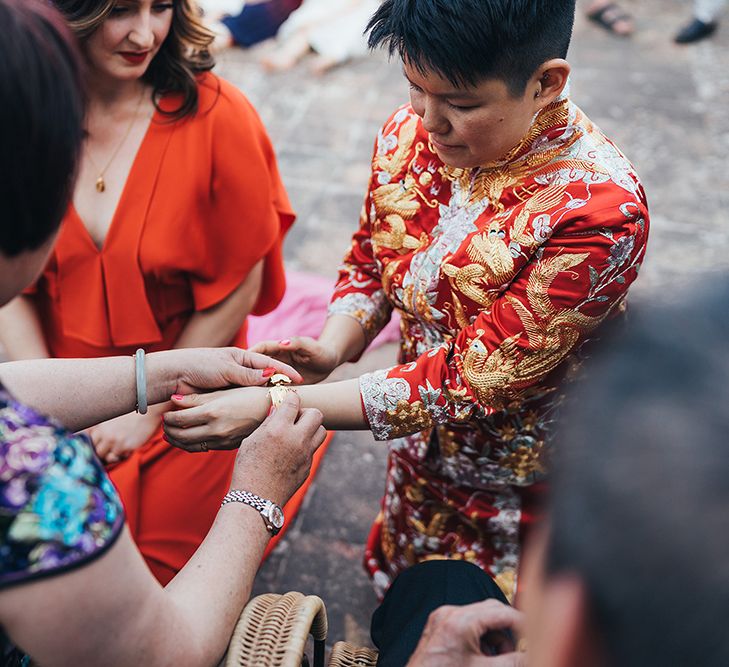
0,0,304,584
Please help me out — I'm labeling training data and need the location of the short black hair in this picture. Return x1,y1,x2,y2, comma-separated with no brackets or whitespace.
367,0,576,95
0,0,85,258
549,280,729,666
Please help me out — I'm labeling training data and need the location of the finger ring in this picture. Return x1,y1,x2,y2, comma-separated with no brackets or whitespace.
200,441,209,452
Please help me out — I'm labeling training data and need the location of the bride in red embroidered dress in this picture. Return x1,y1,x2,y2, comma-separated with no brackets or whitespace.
163,0,650,600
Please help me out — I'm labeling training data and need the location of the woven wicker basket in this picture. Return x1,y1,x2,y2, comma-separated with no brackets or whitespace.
327,642,379,667
224,592,328,667
223,592,380,667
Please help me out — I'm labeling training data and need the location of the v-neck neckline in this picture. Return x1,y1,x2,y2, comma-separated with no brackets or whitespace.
72,110,158,254
53,102,180,348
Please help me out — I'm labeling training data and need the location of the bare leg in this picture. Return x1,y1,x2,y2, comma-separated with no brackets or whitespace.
260,31,312,72
309,53,340,75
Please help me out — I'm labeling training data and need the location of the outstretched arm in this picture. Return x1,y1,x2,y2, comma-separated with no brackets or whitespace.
163,377,367,451
0,348,301,433
88,262,265,463
249,314,367,385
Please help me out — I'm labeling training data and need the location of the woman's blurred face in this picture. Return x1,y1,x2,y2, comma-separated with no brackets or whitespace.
84,0,175,82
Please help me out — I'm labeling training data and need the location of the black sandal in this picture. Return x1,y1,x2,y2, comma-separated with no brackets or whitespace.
587,3,634,36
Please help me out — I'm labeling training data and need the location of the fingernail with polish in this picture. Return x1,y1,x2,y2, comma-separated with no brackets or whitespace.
262,367,276,378
171,394,184,401
279,339,291,346
267,406,276,417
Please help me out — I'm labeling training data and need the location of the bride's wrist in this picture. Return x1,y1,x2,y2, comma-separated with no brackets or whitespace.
316,335,344,369
252,386,274,420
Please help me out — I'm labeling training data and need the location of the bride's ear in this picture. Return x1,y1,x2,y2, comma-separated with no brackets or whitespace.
531,59,571,108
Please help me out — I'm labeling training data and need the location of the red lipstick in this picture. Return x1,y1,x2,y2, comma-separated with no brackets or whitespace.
119,51,149,65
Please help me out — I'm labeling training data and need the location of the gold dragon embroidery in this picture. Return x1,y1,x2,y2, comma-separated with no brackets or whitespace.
440,182,570,326
370,114,432,284
440,99,608,213
373,213,426,254
460,253,609,408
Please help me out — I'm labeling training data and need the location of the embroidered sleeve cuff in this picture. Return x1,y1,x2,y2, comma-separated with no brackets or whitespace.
359,368,435,441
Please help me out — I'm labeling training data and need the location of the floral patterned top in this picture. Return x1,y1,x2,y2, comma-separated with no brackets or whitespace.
329,94,649,597
0,385,124,662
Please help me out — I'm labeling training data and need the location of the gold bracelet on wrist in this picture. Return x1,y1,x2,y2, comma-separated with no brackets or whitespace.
267,373,295,408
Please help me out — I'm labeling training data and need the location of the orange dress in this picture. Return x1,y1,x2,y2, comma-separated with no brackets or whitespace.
26,74,306,583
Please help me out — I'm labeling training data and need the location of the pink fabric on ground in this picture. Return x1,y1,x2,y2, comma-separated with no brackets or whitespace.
247,270,400,349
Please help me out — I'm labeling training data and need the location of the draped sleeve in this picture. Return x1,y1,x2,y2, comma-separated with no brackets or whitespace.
189,78,294,316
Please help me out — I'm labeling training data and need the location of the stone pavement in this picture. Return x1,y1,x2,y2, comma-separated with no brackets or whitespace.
216,0,729,652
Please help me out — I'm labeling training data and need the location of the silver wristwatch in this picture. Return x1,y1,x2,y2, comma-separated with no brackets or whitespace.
221,490,285,536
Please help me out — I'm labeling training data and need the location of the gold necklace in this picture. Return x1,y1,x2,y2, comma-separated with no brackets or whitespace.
85,89,146,193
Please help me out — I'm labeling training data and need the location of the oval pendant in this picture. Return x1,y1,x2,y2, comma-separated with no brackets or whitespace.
95,176,106,193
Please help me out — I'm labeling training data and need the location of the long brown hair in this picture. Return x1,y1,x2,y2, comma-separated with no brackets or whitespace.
53,0,215,119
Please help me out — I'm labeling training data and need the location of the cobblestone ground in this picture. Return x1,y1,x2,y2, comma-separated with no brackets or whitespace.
216,0,729,652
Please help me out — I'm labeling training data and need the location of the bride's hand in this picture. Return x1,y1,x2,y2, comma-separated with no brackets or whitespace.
162,386,270,451
249,337,340,384
152,347,303,395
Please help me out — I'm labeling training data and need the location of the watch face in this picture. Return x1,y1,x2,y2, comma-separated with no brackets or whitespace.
269,505,285,529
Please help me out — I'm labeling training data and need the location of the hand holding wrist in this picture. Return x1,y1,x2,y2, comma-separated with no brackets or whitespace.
143,351,178,406
145,348,303,407
231,393,327,506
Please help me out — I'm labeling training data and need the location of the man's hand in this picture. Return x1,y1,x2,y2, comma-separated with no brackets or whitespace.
231,392,327,505
249,337,340,385
407,600,527,667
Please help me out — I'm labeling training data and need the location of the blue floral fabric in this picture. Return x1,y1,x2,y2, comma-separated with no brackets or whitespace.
0,385,124,589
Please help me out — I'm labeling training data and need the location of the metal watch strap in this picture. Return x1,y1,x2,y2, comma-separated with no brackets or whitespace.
221,490,268,513
220,490,283,535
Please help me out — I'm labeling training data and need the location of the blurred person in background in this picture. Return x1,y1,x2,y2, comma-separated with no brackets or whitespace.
199,0,303,53
675,0,726,42
585,0,634,36
0,0,321,585
374,279,729,666
0,2,325,665
260,0,383,73
163,0,650,603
